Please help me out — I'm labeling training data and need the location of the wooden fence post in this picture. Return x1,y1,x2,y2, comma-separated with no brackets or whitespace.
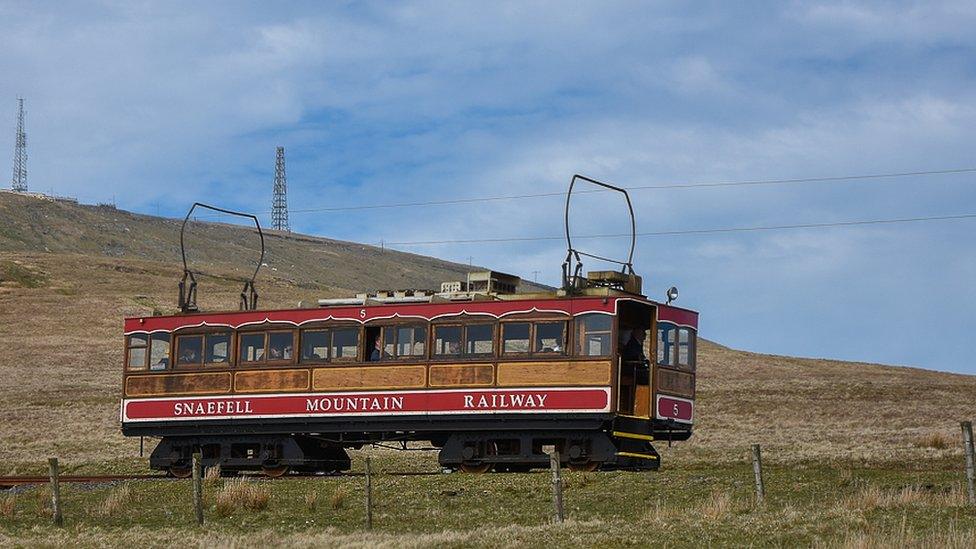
962,422,975,505
48,457,63,527
365,456,373,530
549,450,564,523
192,452,204,525
751,444,765,505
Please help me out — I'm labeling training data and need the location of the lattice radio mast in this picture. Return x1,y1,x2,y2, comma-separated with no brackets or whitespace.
10,97,27,192
271,146,290,232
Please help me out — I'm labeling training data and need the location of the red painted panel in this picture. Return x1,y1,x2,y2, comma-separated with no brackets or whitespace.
122,387,611,422
657,306,698,329
656,395,694,423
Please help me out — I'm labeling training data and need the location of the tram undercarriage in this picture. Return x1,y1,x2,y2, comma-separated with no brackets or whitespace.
149,425,671,477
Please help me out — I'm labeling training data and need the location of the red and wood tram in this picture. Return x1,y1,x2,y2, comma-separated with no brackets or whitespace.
121,274,697,475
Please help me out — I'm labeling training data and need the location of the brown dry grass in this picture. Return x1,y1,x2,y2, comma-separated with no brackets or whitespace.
214,479,271,517
0,494,15,519
304,490,318,511
93,485,131,517
843,484,966,512
331,485,347,510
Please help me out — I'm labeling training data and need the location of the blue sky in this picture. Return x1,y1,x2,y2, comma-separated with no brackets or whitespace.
2,1,975,373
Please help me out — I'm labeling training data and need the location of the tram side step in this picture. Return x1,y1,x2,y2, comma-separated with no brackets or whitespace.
612,415,654,438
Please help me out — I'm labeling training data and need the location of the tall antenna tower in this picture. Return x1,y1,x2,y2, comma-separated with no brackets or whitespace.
272,146,290,232
10,97,27,192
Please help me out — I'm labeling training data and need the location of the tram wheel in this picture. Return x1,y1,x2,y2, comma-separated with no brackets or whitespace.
262,464,290,478
567,461,600,472
459,462,493,474
169,466,192,479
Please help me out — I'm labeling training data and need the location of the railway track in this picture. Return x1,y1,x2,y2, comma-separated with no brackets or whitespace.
0,470,443,489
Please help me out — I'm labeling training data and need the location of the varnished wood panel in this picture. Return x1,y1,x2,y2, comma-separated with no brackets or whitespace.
235,369,309,393
496,361,611,387
428,364,494,387
125,372,231,397
656,368,695,398
312,365,426,391
634,385,650,417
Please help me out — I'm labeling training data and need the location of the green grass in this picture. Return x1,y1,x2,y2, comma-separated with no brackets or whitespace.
0,261,47,288
2,455,975,547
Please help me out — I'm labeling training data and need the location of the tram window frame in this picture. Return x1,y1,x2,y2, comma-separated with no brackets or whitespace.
175,335,205,368
656,322,677,368
464,323,495,357
330,327,360,363
126,334,148,371
501,322,532,355
576,314,613,357
432,325,463,358
239,332,268,364
204,332,231,366
677,327,696,371
534,321,568,355
300,329,332,363
395,324,427,359
267,330,295,363
148,333,171,371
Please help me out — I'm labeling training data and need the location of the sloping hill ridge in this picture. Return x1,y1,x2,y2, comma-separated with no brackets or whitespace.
0,190,974,472
0,191,538,297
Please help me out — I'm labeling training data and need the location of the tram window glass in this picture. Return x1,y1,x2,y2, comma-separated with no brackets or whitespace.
465,324,494,356
577,314,612,357
678,328,696,370
268,332,294,361
434,325,462,356
657,323,676,367
302,330,330,362
535,321,567,354
126,335,148,370
331,328,358,361
240,333,266,362
149,333,170,371
206,333,230,364
502,322,531,354
397,325,426,357
176,335,204,366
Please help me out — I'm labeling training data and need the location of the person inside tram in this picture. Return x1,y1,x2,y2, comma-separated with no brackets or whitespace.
621,327,647,362
370,334,389,361
178,346,198,365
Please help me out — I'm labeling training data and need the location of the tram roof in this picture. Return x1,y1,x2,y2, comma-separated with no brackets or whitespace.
124,292,698,335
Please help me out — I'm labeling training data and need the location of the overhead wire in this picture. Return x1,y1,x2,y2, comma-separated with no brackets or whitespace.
189,166,976,220
382,212,976,246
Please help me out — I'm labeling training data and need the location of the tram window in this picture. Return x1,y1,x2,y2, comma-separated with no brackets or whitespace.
396,325,426,357
240,333,266,362
465,324,494,356
176,335,204,366
678,328,696,370
268,332,294,361
331,328,358,361
657,323,676,367
149,333,170,371
535,321,567,354
577,314,612,357
301,330,330,362
205,333,230,364
434,325,462,356
126,334,148,371
502,322,531,354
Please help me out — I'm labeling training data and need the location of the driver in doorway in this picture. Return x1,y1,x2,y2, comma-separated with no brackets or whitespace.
621,328,647,361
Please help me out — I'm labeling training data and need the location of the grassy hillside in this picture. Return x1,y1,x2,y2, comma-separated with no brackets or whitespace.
2,191,975,546
0,191,538,298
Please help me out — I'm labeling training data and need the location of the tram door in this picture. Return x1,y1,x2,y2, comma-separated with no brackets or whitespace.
617,302,654,417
